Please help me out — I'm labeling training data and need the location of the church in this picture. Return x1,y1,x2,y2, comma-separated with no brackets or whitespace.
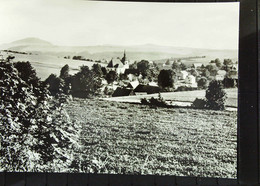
106,51,129,74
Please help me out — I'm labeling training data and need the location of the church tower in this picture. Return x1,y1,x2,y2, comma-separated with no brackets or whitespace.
121,50,127,65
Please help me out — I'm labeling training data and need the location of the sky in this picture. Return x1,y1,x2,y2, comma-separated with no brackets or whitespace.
0,0,239,50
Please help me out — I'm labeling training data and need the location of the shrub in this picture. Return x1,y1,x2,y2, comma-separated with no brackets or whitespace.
205,80,227,110
140,93,168,107
192,98,207,109
222,77,236,88
140,98,149,105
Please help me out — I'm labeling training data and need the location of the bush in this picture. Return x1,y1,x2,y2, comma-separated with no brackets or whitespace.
140,93,168,107
222,77,236,88
192,98,207,109
197,77,208,89
0,61,79,172
205,80,227,110
140,98,149,105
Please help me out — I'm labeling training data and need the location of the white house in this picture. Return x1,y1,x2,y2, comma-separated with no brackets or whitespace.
192,63,202,69
177,70,189,80
185,75,196,84
215,70,226,81
127,80,139,89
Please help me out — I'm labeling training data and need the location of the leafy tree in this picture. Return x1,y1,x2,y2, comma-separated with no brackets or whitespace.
210,58,222,68
60,64,69,79
197,77,208,89
172,61,180,72
223,59,233,66
105,70,118,84
45,74,65,96
101,67,107,76
222,77,236,88
137,60,150,78
158,69,175,89
129,61,137,69
180,63,187,70
189,68,198,77
205,80,227,110
92,63,103,77
201,69,210,78
205,64,218,76
71,65,102,98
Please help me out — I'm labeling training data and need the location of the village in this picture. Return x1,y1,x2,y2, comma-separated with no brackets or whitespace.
99,51,238,98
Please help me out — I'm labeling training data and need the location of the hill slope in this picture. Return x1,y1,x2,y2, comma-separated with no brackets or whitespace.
1,38,238,62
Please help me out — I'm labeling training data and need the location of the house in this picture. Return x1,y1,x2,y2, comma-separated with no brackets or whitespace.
177,70,189,80
127,81,139,89
231,64,238,71
127,74,138,81
106,51,129,74
148,81,158,86
112,87,134,97
185,75,196,84
192,63,202,69
215,70,227,81
134,84,160,94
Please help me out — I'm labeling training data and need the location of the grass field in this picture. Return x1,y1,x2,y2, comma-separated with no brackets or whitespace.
103,88,238,108
66,98,237,178
2,52,106,80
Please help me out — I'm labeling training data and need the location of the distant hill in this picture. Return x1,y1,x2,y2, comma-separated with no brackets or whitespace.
0,37,238,62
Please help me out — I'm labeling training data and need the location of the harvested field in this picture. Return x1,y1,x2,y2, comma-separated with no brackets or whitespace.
66,98,237,178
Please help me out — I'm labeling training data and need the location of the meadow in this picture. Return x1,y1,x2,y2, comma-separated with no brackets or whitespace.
103,88,238,108
66,98,237,178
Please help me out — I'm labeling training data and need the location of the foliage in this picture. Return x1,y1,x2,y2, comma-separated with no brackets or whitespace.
60,64,70,79
172,61,180,72
197,77,208,89
223,59,233,66
45,74,65,96
180,63,187,70
222,77,236,88
201,69,210,78
189,68,198,77
0,61,79,172
158,69,175,89
101,67,107,76
140,93,168,107
137,60,150,78
210,58,222,68
205,80,227,110
92,63,103,77
105,70,118,84
71,65,102,98
192,98,207,109
205,64,218,76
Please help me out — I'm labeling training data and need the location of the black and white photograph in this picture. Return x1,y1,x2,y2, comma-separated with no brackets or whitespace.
0,0,239,178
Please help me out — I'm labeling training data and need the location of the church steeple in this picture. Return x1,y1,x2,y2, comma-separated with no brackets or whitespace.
121,50,127,64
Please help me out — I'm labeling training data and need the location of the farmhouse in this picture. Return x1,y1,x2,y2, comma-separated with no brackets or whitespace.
177,70,189,80
107,51,129,74
112,87,134,97
127,81,139,89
